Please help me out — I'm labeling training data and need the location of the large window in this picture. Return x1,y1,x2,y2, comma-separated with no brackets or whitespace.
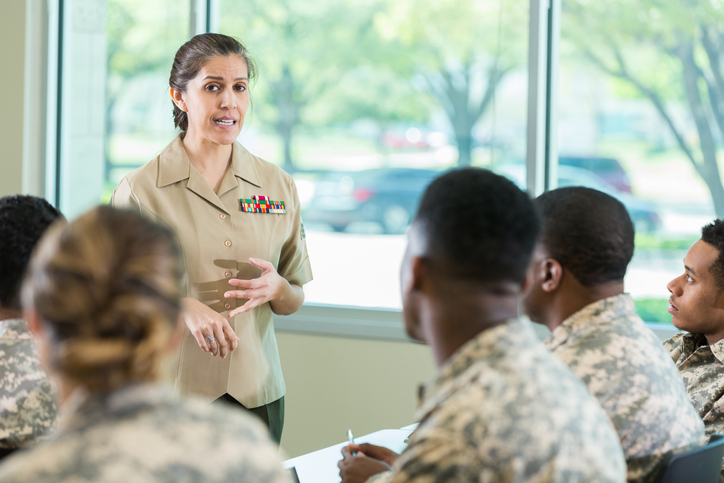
54,0,190,218
558,0,721,323
48,0,715,321
218,0,530,308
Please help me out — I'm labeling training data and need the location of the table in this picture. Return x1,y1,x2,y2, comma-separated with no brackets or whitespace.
283,425,417,483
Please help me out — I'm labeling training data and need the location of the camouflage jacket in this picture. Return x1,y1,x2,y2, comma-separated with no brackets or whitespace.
664,331,724,431
546,294,705,483
0,318,57,450
0,383,289,482
664,331,724,482
369,317,626,483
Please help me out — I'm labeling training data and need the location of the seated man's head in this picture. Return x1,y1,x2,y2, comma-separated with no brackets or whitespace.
0,195,62,318
401,168,540,352
522,187,634,328
667,220,724,343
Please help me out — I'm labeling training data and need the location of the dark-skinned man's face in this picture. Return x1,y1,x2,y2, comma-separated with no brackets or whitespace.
667,240,724,338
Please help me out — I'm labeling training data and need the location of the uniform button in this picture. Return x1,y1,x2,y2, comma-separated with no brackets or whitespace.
224,303,231,310
224,240,232,247
225,271,232,278
219,213,227,220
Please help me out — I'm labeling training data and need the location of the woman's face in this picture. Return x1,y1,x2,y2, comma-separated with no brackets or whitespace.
173,54,250,147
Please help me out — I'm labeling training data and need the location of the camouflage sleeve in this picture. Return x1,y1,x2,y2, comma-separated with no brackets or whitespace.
384,430,482,483
0,379,56,449
0,338,57,450
366,470,394,483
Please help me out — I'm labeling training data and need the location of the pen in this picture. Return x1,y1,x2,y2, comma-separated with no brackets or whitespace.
347,429,357,456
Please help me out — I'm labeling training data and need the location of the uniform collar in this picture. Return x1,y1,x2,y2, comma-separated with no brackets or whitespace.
156,134,263,213
229,141,262,189
157,134,191,188
709,338,724,363
61,383,175,432
415,318,532,422
680,331,724,364
546,293,633,352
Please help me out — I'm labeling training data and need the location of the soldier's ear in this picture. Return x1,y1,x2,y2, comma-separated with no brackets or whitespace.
541,258,563,293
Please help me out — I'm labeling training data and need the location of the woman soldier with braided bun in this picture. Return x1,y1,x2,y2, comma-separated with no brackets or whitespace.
112,33,312,443
0,206,289,482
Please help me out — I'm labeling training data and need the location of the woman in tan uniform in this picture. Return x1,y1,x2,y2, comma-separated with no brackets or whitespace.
0,206,289,482
112,33,312,443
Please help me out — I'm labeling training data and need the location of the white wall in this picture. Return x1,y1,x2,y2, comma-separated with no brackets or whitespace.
277,331,435,458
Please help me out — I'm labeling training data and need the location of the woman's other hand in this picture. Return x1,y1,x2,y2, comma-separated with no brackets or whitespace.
181,297,239,358
225,258,304,316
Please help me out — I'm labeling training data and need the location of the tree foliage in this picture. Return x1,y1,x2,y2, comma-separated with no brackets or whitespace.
220,0,433,171
105,0,188,174
565,0,724,216
220,0,526,169
373,0,529,165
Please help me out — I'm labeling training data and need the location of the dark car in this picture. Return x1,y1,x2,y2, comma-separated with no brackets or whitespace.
304,168,442,234
497,164,662,233
559,155,632,193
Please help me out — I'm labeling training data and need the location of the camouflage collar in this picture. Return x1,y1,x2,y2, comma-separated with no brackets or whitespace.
0,318,31,340
679,331,724,364
60,383,175,432
415,317,537,421
545,293,633,352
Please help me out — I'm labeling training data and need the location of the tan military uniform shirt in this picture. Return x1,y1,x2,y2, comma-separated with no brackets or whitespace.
0,384,290,482
546,294,705,483
0,318,57,449
112,135,312,407
369,318,627,483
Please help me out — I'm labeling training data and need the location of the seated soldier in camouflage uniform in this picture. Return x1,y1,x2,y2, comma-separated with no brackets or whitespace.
0,195,61,458
0,206,290,483
664,218,724,479
522,187,705,483
338,169,627,483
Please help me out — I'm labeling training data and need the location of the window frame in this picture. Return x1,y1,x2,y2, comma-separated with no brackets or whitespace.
41,0,676,341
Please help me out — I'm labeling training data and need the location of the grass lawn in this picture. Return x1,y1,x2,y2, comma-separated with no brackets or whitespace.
634,297,672,325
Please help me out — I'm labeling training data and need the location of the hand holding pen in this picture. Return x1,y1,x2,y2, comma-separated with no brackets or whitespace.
347,429,358,456
339,435,399,483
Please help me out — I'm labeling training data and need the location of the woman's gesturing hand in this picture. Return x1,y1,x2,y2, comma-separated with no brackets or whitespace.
225,258,303,317
181,297,239,358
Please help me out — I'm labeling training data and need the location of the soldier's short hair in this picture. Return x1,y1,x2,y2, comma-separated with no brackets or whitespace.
0,196,62,310
535,187,634,286
22,206,183,392
702,219,724,291
414,168,540,285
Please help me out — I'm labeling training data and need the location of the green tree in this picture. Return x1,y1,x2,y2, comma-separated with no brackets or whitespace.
374,0,529,166
105,0,188,172
221,0,411,171
565,0,724,216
